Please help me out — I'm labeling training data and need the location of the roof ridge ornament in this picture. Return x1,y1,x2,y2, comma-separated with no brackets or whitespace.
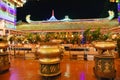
47,9,58,21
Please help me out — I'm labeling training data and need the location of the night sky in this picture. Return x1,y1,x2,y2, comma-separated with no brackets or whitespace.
17,0,117,21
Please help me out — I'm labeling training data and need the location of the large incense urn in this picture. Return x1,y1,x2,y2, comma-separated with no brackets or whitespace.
0,37,10,73
0,36,8,52
37,43,62,76
92,41,116,79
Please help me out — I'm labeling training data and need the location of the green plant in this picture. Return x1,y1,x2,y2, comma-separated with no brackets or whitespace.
8,35,15,44
83,28,91,43
91,28,101,41
99,32,110,41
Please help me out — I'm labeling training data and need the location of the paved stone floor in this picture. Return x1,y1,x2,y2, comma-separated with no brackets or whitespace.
0,54,120,80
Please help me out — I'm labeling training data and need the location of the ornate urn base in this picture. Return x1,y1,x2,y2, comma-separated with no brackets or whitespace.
0,54,10,73
92,41,116,79
39,59,61,76
94,55,116,79
0,37,9,73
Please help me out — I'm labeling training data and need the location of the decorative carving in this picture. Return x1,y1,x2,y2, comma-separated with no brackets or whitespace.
92,41,116,79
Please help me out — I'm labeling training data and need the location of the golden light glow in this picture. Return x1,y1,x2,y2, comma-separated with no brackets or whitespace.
109,0,116,2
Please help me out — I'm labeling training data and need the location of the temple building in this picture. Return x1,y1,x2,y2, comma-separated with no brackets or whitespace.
0,0,120,80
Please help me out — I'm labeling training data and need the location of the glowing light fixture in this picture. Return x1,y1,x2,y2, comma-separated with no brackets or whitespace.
110,0,116,2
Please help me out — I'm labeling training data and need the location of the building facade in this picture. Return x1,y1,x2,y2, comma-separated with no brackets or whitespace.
0,0,26,36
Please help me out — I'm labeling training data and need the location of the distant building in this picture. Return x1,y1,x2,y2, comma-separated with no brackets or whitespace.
0,0,26,36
